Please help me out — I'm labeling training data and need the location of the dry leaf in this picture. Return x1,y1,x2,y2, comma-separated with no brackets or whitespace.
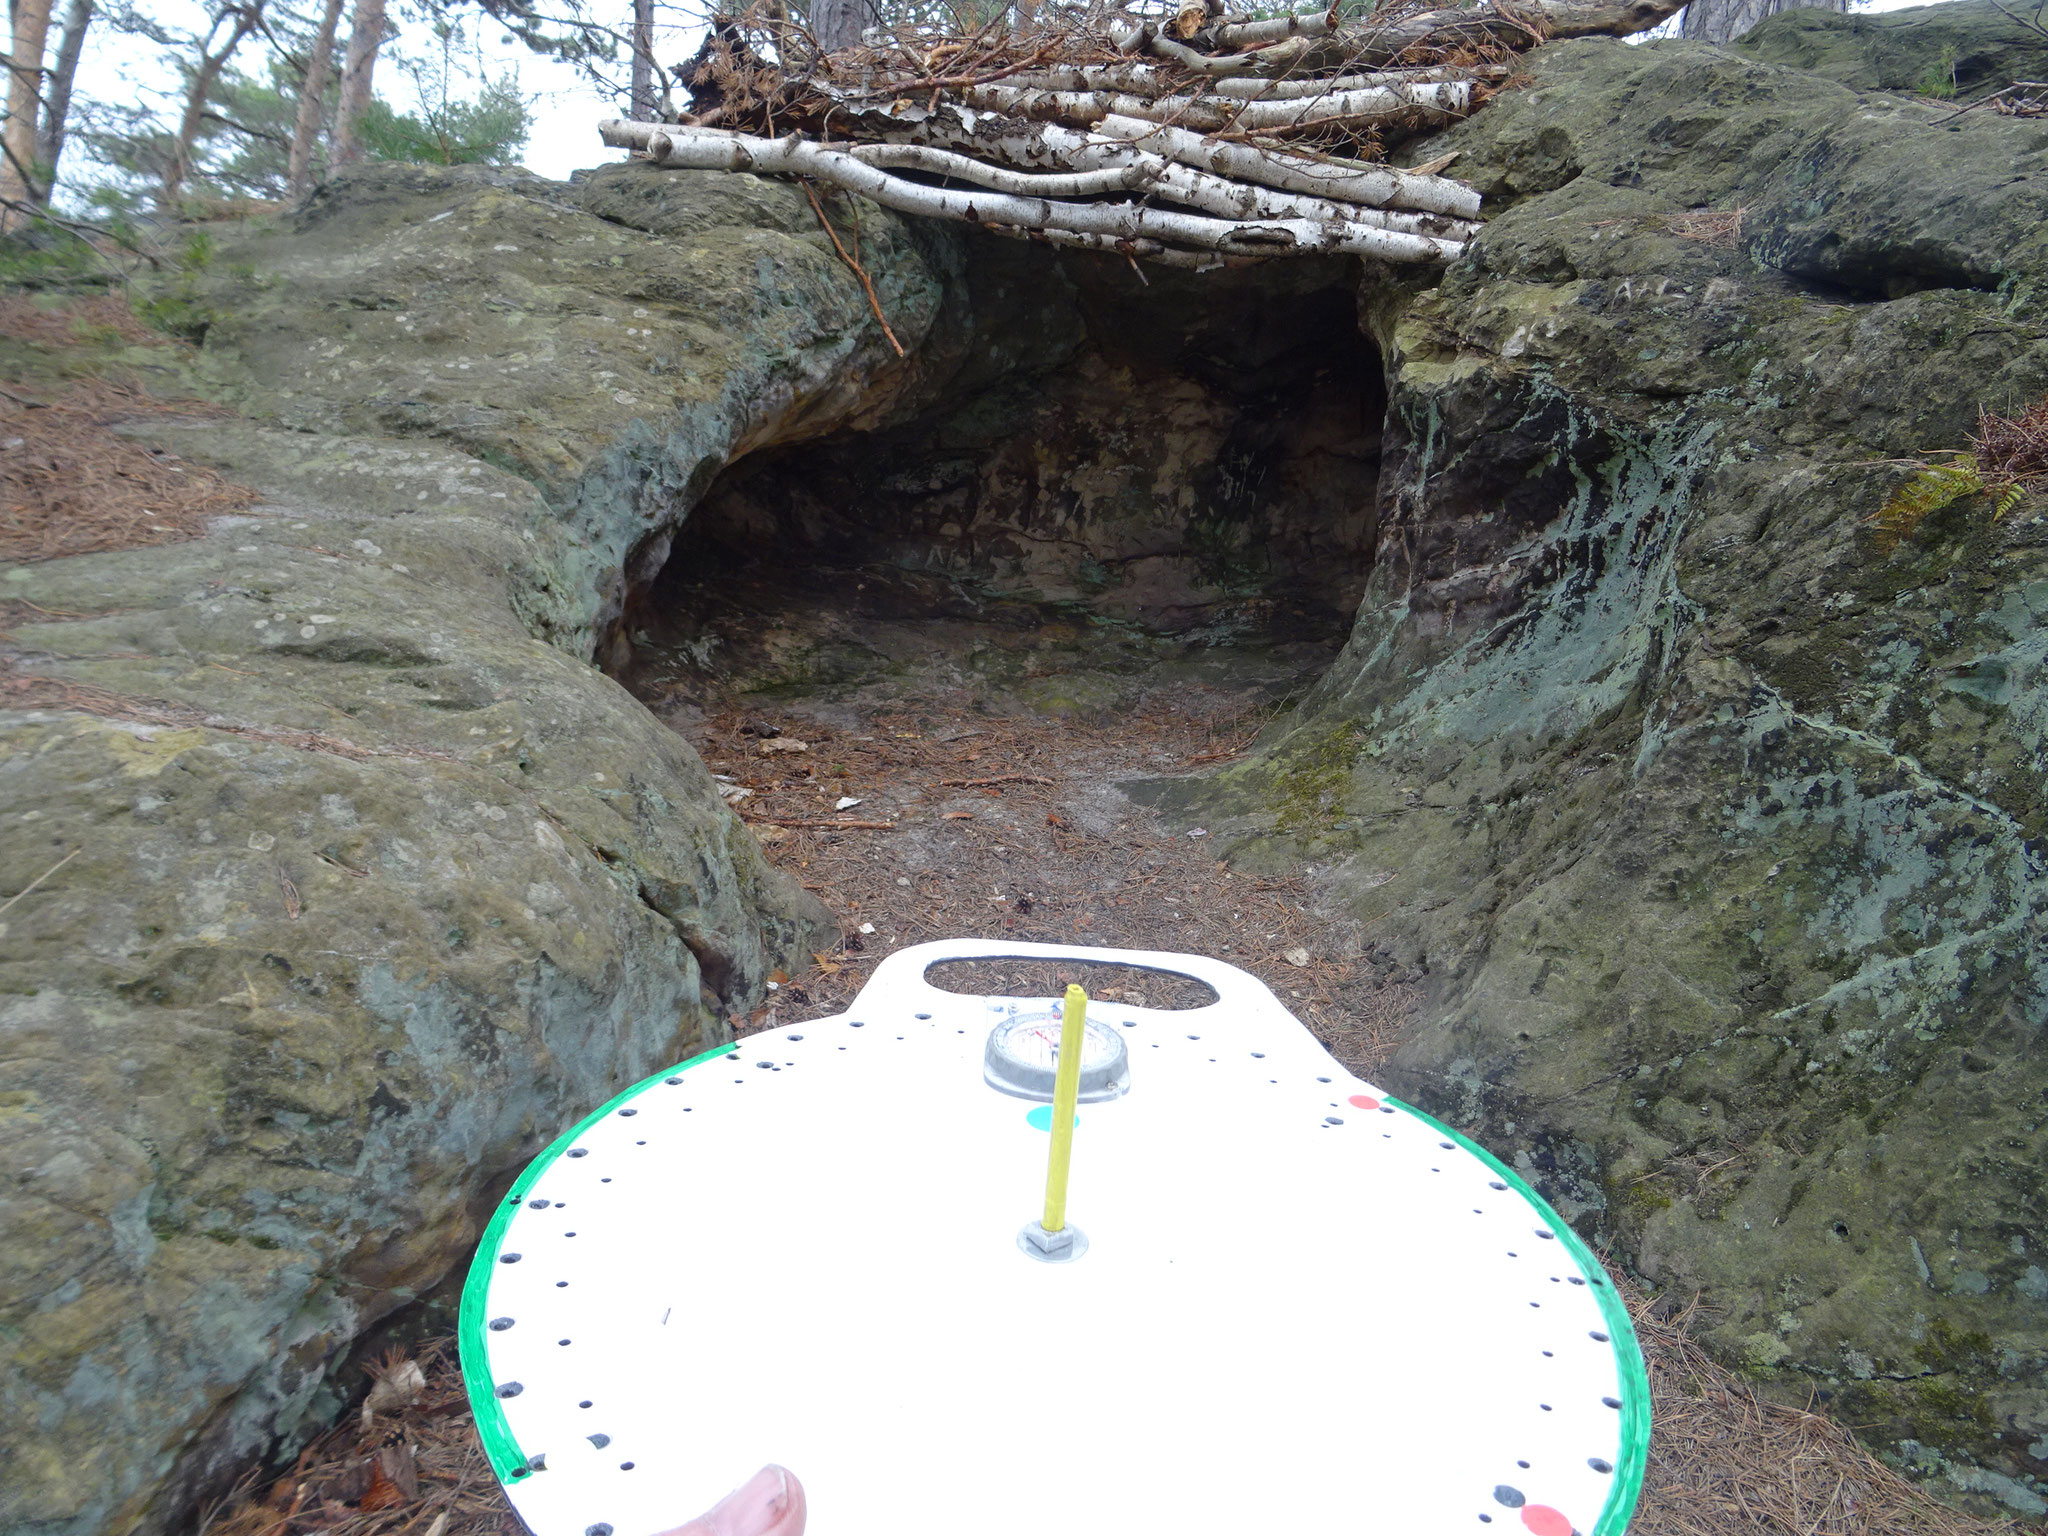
1283,946,1310,967
943,811,975,820
768,968,790,986
364,1355,426,1414
1171,3,1206,36
759,737,810,755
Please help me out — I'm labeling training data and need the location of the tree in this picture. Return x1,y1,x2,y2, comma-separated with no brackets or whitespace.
286,0,346,196
1,0,54,224
33,0,91,198
328,0,388,166
355,70,528,163
162,0,267,198
807,0,876,51
629,0,653,119
1678,0,1847,44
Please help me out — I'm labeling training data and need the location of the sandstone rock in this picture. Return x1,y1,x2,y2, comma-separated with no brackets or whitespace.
0,158,956,1536
1163,5,2048,1516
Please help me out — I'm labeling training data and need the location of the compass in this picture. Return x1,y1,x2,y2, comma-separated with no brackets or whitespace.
983,1006,1131,1102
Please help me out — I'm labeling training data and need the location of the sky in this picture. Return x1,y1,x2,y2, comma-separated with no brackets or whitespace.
66,0,1962,192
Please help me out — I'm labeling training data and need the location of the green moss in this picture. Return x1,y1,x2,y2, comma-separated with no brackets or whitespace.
1269,722,1365,840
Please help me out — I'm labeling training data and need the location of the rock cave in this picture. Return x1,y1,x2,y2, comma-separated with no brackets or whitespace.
3,1,2047,1532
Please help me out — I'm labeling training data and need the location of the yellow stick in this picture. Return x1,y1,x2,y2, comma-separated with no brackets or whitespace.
1041,983,1087,1233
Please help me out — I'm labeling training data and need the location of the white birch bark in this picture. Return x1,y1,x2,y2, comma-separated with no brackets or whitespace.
613,123,1462,261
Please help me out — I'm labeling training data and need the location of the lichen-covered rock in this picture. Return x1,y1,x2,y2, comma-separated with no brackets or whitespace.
0,159,955,1536
1163,7,2048,1516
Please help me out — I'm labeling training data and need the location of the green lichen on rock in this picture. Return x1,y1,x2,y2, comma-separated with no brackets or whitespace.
1162,5,2048,1516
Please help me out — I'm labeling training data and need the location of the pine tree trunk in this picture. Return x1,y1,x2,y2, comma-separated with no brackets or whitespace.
32,0,89,198
162,2,262,200
1678,0,1847,43
0,0,55,226
809,0,868,53
328,0,388,169
287,0,346,196
630,0,655,120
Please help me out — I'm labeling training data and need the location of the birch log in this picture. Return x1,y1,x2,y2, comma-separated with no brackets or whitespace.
602,122,1465,262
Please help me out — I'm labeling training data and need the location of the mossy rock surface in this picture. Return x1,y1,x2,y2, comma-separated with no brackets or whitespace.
1164,5,2048,1516
0,160,964,1536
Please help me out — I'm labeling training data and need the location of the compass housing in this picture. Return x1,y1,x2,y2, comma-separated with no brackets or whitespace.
983,1009,1132,1102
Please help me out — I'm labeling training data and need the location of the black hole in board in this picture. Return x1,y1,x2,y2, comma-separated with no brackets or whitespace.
528,1198,550,1209
557,1281,568,1288
566,1230,578,1236
619,1108,637,1117
1569,1276,1587,1285
1325,1116,1344,1125
559,1339,571,1346
567,1148,588,1158
1251,1052,1264,1058
915,1012,931,1020
1590,1277,1606,1287
1187,1034,1200,1040
1489,1181,1508,1190
579,1401,593,1409
733,1080,744,1084
1603,1396,1622,1409
1589,1458,1614,1474
665,1076,683,1085
587,1523,613,1535
1508,1251,1519,1258
601,1177,612,1183
1479,1518,1492,1525
1536,1230,1556,1240
1542,1351,1553,1357
1590,1330,1610,1342
1317,1076,1331,1083
499,1253,522,1264
489,1317,515,1331
496,1383,522,1398
788,1034,803,1041
1381,1107,1395,1114
1540,1403,1553,1412
1439,1141,1454,1149
1530,1302,1541,1308
620,1462,635,1471
1517,1461,1530,1470
850,1021,865,1028
588,1433,611,1447
1494,1487,1526,1508
510,1468,528,1480
756,1061,774,1069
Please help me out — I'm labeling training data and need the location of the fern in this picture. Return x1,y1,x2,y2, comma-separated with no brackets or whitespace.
1873,456,1987,549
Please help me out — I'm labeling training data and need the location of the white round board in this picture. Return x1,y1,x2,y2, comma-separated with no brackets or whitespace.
461,939,1649,1536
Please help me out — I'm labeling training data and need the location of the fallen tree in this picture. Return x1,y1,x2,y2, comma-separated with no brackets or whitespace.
597,0,1684,269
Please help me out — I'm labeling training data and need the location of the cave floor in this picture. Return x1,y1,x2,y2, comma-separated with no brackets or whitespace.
622,558,1416,1067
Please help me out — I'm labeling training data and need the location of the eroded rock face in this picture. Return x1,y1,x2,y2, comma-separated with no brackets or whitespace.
1169,7,2048,1514
0,161,957,1536
678,250,1385,637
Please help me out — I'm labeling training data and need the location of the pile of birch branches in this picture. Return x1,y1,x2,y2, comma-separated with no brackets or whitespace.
598,0,1682,270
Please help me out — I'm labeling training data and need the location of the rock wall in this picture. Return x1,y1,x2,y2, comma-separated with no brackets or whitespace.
1167,5,2048,1516
674,250,1384,638
0,162,958,1536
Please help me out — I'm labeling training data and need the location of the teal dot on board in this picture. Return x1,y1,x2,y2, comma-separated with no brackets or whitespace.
1026,1105,1078,1131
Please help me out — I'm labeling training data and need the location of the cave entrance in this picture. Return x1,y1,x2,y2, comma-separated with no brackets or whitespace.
612,246,1406,1045
617,250,1386,729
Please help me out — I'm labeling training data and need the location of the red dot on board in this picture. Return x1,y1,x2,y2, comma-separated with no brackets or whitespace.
1521,1506,1572,1536
1348,1094,1381,1110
